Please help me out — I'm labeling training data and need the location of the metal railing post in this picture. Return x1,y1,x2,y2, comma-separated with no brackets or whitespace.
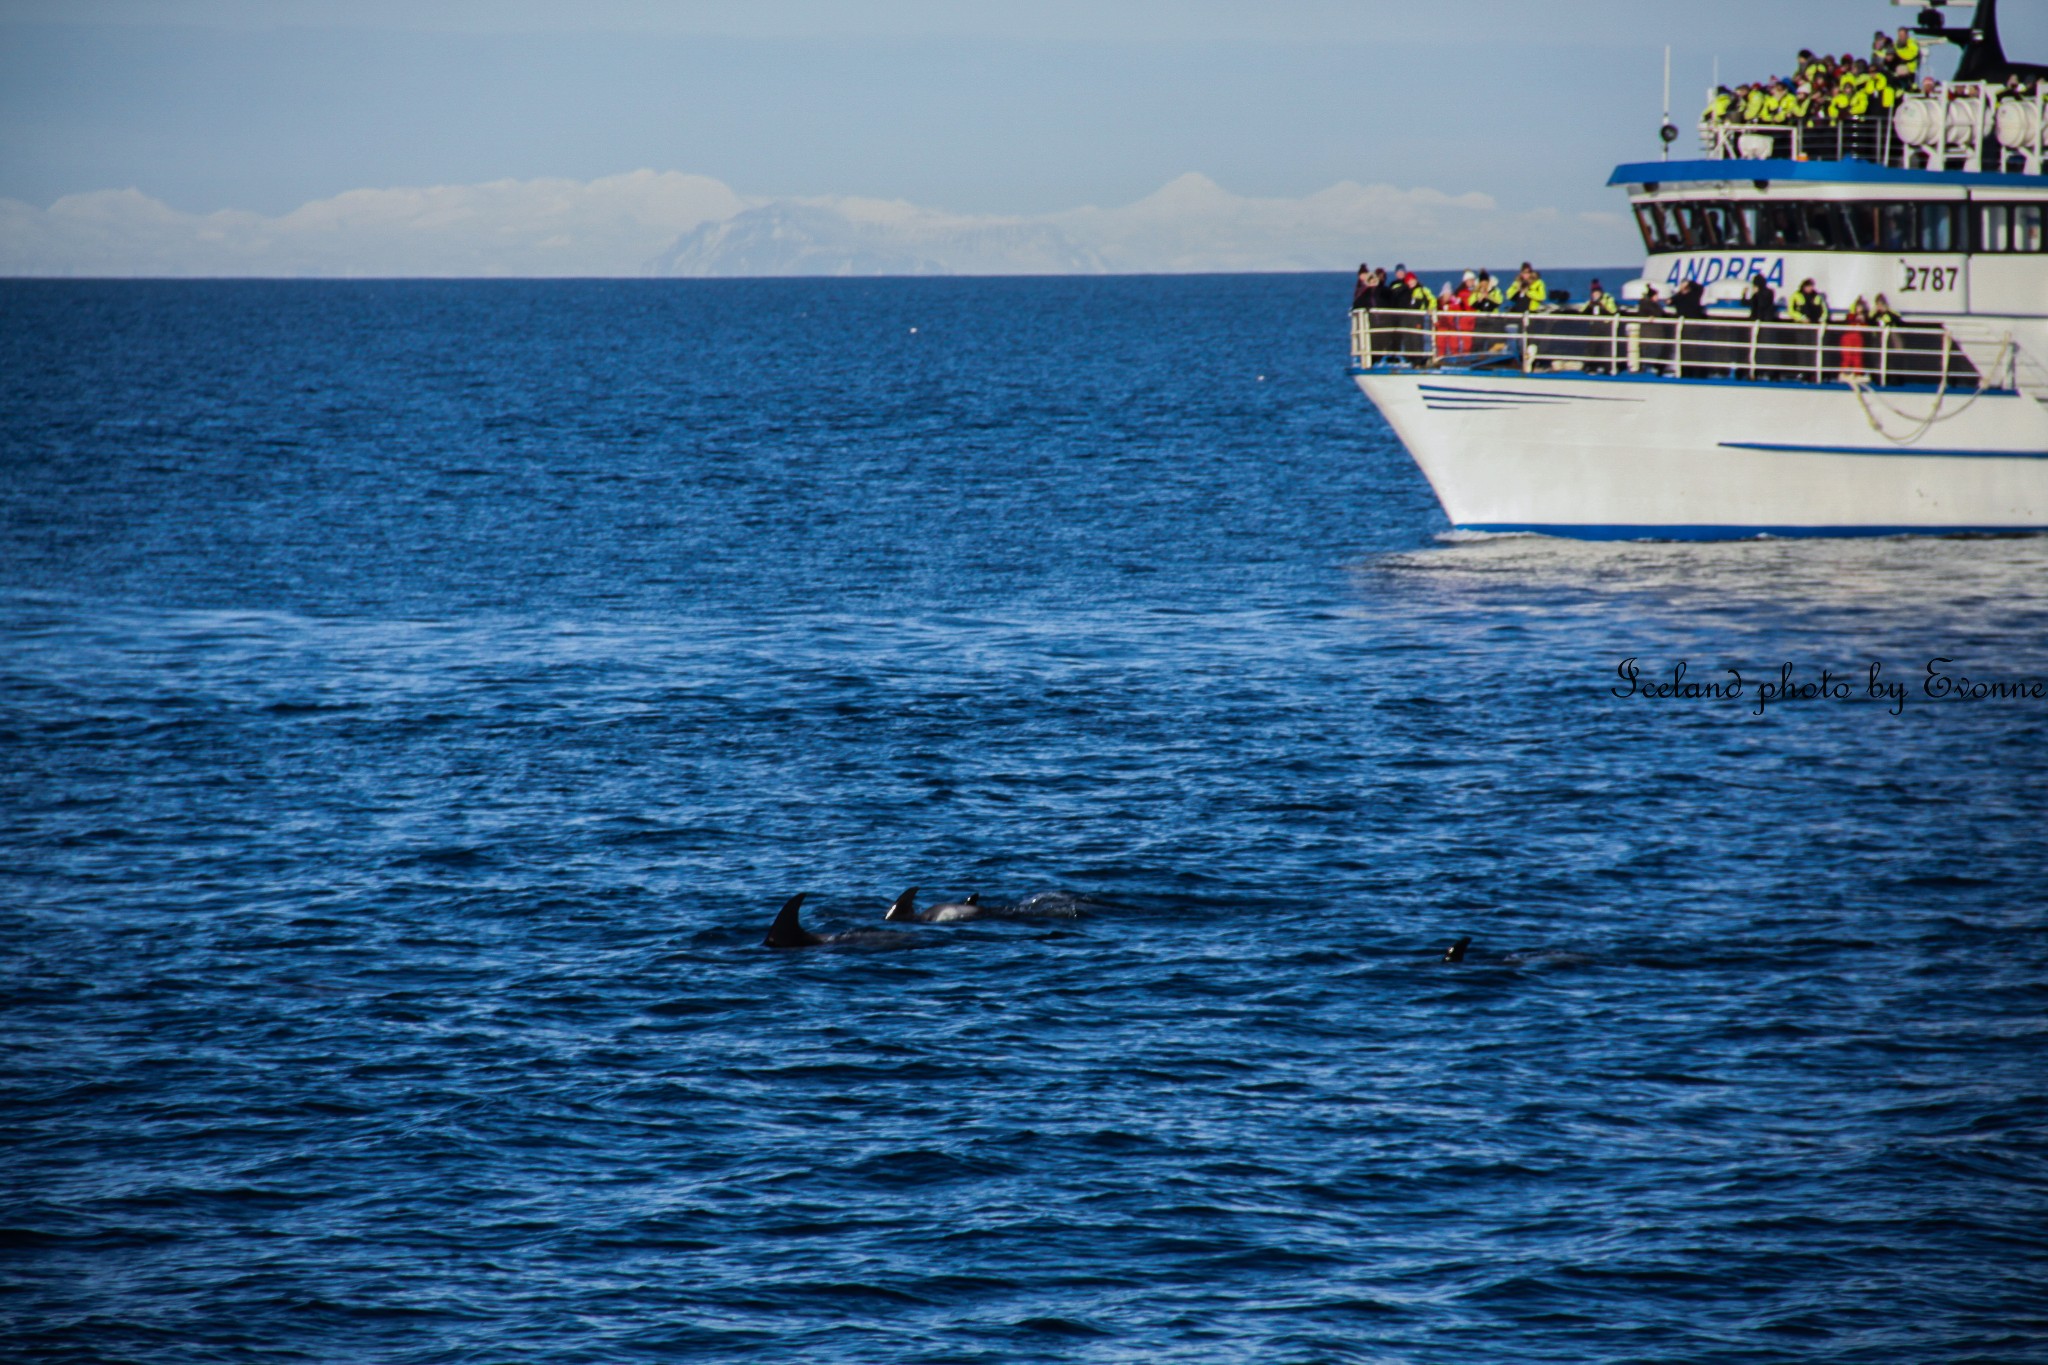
1625,322,1641,373
1878,324,1889,387
1815,322,1825,384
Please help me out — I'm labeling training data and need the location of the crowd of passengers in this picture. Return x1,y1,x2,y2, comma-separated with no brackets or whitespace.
1352,261,1899,326
1351,262,1923,379
1703,26,2043,131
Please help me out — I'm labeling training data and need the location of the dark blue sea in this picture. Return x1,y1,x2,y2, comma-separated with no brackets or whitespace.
3,276,2046,1364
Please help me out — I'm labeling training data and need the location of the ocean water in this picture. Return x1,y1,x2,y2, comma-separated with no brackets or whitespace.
3,276,2045,1364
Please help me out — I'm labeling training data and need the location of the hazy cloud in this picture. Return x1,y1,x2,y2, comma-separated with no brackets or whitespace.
0,170,747,277
0,170,1637,278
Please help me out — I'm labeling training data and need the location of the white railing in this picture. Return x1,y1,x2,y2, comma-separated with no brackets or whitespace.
1349,308,2011,391
1696,83,2048,173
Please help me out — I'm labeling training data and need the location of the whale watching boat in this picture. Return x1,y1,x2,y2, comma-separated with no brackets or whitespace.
1349,0,2048,539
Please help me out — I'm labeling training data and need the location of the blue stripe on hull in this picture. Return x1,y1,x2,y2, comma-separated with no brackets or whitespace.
1456,523,2048,541
1720,441,2048,460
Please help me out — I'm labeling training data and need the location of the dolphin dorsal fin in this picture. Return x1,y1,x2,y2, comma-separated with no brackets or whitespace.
965,893,980,906
885,887,919,922
1443,935,1471,963
764,892,813,948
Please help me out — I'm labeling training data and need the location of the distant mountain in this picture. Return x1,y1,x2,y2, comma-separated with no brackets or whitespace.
0,169,1637,277
646,173,1631,279
650,199,1103,277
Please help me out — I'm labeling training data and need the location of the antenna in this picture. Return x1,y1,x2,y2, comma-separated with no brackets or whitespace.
1660,44,1677,160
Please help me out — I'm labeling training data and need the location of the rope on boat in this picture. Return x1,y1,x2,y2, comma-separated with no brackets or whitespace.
1843,336,2012,446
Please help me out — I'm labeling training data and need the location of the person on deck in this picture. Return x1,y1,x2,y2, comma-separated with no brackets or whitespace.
1838,297,1871,377
1581,279,1621,373
1870,293,1906,382
1745,272,1781,380
1351,264,1374,312
1745,272,1778,321
1506,262,1548,314
1470,270,1502,312
1435,278,1469,359
1671,280,1710,376
1636,284,1671,373
1788,278,1829,324
1892,27,1920,84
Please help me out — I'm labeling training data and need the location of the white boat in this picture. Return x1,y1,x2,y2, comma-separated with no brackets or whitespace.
1350,0,2048,539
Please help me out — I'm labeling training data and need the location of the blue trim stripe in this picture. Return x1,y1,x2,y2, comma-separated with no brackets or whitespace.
1458,523,2048,541
1353,363,2017,398
1420,396,1561,406
1416,384,1640,404
1721,441,2048,460
1609,157,2048,189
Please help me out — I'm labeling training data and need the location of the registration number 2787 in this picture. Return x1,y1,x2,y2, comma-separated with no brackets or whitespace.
1900,264,1959,292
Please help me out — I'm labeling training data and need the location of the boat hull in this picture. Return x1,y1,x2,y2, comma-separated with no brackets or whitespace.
1354,369,2048,538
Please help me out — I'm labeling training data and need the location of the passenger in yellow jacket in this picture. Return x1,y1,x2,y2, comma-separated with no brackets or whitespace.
1788,279,1830,324
1469,271,1504,312
1892,28,1919,82
1506,263,1548,313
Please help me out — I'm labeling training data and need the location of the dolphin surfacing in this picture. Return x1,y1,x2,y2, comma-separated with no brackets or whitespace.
1442,935,1471,963
925,893,982,922
879,888,983,923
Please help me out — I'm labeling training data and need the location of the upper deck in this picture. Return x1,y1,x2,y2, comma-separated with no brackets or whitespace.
1673,0,2048,179
1690,80,2047,180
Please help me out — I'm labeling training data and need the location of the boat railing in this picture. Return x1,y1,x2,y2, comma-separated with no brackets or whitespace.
1696,83,2048,174
1349,307,2005,391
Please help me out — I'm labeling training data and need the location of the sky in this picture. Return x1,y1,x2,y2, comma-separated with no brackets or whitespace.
0,0,2009,276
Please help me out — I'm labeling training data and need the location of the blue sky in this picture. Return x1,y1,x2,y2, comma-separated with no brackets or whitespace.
0,0,2008,275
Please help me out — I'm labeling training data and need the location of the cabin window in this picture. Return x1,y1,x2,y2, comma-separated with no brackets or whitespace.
1980,203,2012,251
1634,204,1677,252
1801,203,1847,250
1974,203,2047,252
1748,202,1807,249
1917,203,1958,253
1879,204,1916,252
1833,204,1880,251
1641,198,2027,253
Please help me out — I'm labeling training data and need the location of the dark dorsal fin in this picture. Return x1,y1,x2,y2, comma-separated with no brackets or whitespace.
764,893,823,949
964,892,980,906
884,886,919,923
1443,935,1471,963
